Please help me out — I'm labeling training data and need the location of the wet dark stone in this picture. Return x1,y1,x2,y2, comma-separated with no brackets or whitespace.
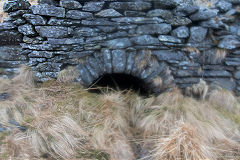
30,4,65,18
23,14,47,25
189,26,208,43
104,38,132,49
66,10,93,20
0,92,9,101
131,35,160,45
175,4,199,16
3,0,30,13
13,18,27,26
111,17,163,24
35,62,63,72
8,10,29,18
28,51,55,58
200,19,225,29
0,22,16,31
234,70,240,79
190,9,218,21
35,26,73,38
216,0,232,12
96,9,122,17
74,27,99,37
48,38,84,44
166,16,192,26
158,35,182,43
18,24,36,36
82,1,105,12
60,0,82,9
38,0,59,5
136,23,172,35
48,18,82,26
124,11,146,17
0,30,23,45
172,26,189,38
218,36,240,50
109,2,151,11
147,9,173,19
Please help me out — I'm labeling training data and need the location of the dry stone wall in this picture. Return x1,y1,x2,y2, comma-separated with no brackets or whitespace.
1,0,240,94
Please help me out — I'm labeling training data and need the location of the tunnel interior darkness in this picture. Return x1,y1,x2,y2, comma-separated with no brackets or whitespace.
89,73,150,96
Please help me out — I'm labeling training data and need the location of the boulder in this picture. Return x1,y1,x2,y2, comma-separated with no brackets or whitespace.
216,0,232,13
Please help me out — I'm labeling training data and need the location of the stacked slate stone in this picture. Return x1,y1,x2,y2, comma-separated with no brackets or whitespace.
0,0,240,94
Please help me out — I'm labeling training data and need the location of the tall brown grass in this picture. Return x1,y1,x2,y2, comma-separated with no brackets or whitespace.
0,65,240,160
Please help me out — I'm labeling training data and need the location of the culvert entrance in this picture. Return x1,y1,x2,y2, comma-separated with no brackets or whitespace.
89,73,149,96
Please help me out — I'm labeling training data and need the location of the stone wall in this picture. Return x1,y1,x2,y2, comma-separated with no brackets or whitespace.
0,0,240,94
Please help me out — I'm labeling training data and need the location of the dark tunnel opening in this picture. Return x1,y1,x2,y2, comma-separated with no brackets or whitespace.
88,73,150,96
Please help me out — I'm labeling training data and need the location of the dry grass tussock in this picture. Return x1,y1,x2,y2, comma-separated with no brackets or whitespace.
0,66,240,160
137,88,240,160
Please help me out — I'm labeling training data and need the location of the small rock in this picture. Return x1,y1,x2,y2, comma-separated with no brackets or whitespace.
158,35,182,43
226,0,240,4
216,0,232,13
29,51,54,58
23,14,47,25
175,4,199,15
13,18,26,25
38,0,59,5
218,36,240,50
0,22,16,31
200,19,225,29
131,35,159,45
189,26,208,43
60,0,82,9
153,0,178,9
82,1,105,12
147,9,173,19
96,9,122,17
48,17,82,26
172,26,189,38
109,2,152,11
105,38,132,49
0,30,23,45
124,11,146,17
136,23,172,35
66,10,93,20
166,16,192,26
35,26,72,38
0,92,9,101
18,24,36,36
3,0,30,13
234,70,240,79
30,4,65,18
112,50,127,73
190,9,218,21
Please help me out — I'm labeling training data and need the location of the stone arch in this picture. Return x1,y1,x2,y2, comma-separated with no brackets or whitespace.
75,49,175,94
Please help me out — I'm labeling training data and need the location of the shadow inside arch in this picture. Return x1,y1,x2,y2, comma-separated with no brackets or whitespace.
88,73,151,96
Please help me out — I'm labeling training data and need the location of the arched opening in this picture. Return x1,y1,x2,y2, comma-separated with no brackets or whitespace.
89,73,150,96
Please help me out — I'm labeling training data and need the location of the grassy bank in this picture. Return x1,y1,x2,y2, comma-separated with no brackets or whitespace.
0,66,240,160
